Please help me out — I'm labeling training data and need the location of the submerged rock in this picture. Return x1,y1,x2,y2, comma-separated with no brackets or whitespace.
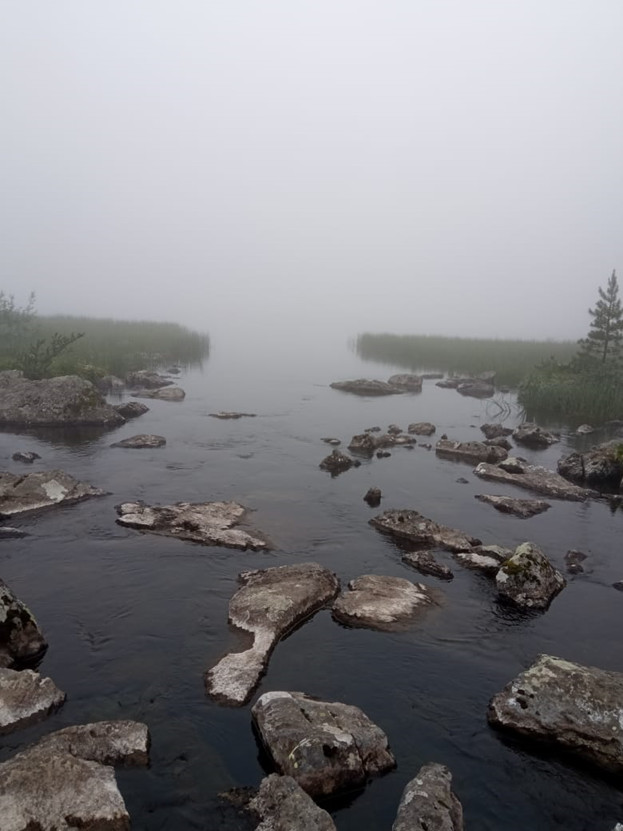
512,422,559,448
402,550,454,581
332,574,437,631
0,527,28,540
11,452,40,464
474,494,551,518
474,461,594,501
210,411,257,419
321,437,341,446
0,720,149,830
436,439,507,465
319,449,360,476
251,691,395,797
133,385,185,401
205,563,339,705
488,654,623,775
564,549,588,574
0,470,107,518
495,542,566,609
370,509,480,552
387,373,423,391
392,762,463,831
330,379,404,396
0,372,125,429
112,401,149,419
408,422,436,436
110,434,166,449
0,668,65,734
115,500,269,550
0,578,47,667
558,441,623,491
249,774,336,831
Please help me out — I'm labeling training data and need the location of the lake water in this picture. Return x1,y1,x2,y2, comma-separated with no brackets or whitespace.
1,332,622,830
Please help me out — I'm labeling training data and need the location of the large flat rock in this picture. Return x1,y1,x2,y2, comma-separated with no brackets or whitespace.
330,379,404,396
205,563,339,705
0,720,149,830
392,763,463,831
0,668,65,734
488,655,623,775
473,460,595,501
370,509,480,552
0,578,47,667
436,439,507,465
252,691,396,797
332,574,437,631
249,774,336,831
475,494,551,518
0,470,107,518
115,500,269,550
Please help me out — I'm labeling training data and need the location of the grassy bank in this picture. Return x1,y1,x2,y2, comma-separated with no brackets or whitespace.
356,333,577,388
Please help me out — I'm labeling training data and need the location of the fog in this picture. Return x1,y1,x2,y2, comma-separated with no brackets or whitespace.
2,1,622,346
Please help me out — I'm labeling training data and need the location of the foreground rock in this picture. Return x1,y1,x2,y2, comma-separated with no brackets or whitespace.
370,509,480,552
0,470,107,518
0,720,149,830
116,500,269,550
330,379,404,396
110,434,166,449
474,460,594,501
210,411,257,419
402,551,454,580
436,439,507,465
512,422,559,448
112,401,149,419
249,774,336,831
319,449,360,476
496,542,566,609
387,373,423,391
558,441,623,491
0,668,65,734
488,654,623,775
205,563,339,705
0,372,125,428
332,575,437,631
392,763,463,831
0,579,47,667
252,691,395,797
133,385,185,401
475,494,551,518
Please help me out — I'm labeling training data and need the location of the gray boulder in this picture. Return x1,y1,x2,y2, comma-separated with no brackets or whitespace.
558,441,623,490
205,563,339,705
0,372,125,429
436,439,507,465
11,452,40,464
125,369,172,389
115,500,269,550
0,579,47,667
0,470,107,518
483,436,512,451
392,762,463,831
387,374,423,391
474,494,551,518
480,423,513,439
512,422,559,448
332,575,438,631
457,379,494,398
363,487,382,507
370,509,480,553
110,434,166,449
249,774,336,831
330,379,404,396
251,691,395,797
0,720,149,830
496,542,566,609
133,385,185,401
402,551,454,581
474,461,594,501
112,401,149,419
319,450,360,476
408,422,436,436
488,654,623,775
0,668,65,734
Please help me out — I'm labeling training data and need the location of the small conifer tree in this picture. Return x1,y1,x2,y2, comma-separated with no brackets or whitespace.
578,270,623,365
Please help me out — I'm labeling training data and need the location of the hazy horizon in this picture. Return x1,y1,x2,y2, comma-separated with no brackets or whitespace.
2,2,622,345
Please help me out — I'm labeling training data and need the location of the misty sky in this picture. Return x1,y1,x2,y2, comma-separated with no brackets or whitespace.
2,1,622,344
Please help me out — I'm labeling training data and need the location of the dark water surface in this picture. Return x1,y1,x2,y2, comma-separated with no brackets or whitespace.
1,335,622,830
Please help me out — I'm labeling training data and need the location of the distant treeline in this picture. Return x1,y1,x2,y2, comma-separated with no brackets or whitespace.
356,333,577,388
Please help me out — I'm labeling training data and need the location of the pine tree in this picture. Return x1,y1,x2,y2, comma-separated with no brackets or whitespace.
578,270,623,365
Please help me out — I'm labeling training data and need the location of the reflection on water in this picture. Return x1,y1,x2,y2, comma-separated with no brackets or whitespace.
1,334,622,830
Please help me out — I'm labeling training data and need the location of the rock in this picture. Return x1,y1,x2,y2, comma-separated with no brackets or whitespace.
363,487,382,507
348,432,379,455
133,385,185,401
392,762,463,831
436,378,460,389
453,545,512,575
96,375,125,394
321,437,341,446
387,374,423,392
365,426,382,432
564,549,588,574
0,527,28,540
512,422,559,448
495,542,566,609
205,563,339,705
209,412,257,419
319,450,360,475
474,494,551,518
112,401,149,419
370,509,480,552
436,439,507,465
387,424,403,435
0,668,65,734
498,456,526,474
0,579,47,668
558,441,623,491
612,581,623,592
408,422,436,436
0,720,149,830
249,774,336,831
457,379,494,398
402,551,454,581
480,423,513,439
110,434,166,449
115,500,269,550
251,691,395,797
456,477,469,484
165,366,181,374
11,452,40,464
474,461,595,501
0,372,125,429
125,369,172,389
376,450,391,458
329,379,404,396
488,654,623,775
0,470,107,518
484,437,513,451
332,574,438,630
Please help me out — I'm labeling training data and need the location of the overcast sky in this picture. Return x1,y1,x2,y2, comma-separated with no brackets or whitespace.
2,1,622,345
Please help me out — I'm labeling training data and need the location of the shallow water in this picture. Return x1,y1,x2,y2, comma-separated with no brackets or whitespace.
1,335,622,830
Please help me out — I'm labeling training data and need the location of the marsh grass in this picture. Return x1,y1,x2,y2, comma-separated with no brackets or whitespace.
356,333,577,388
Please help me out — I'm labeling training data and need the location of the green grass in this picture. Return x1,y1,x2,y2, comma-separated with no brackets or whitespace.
355,333,578,388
